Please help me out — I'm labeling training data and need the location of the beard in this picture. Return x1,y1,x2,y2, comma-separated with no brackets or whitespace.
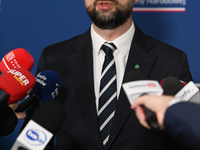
85,1,134,30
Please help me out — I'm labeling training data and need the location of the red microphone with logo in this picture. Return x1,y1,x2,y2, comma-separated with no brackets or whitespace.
0,67,36,105
0,48,34,75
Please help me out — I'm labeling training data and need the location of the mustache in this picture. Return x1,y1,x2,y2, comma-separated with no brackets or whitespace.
94,0,117,5
95,0,116,2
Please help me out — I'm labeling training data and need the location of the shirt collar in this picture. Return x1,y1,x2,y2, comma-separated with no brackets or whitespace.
91,22,135,57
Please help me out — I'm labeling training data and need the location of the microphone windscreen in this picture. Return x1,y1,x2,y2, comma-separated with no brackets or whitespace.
0,48,34,73
124,70,147,83
161,76,185,96
0,68,36,104
0,104,18,136
32,100,66,134
32,70,61,104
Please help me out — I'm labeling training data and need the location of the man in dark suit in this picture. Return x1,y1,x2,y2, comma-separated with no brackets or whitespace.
27,0,193,149
132,95,200,150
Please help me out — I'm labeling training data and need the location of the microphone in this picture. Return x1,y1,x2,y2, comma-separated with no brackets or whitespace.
0,104,18,137
0,68,36,105
161,76,200,104
122,70,163,130
15,70,61,112
11,100,66,150
161,76,185,96
0,48,34,75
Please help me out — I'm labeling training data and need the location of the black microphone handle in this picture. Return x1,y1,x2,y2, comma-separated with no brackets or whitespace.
17,146,28,150
0,89,10,105
15,93,40,112
139,93,160,130
140,105,160,130
0,103,18,137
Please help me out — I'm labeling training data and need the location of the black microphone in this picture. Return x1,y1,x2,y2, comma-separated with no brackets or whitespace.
11,100,66,150
161,76,185,96
0,103,18,137
123,70,163,130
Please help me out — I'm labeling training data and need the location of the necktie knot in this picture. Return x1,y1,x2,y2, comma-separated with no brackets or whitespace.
101,42,116,55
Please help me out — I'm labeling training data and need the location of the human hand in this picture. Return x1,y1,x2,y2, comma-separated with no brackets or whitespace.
9,103,26,120
131,95,174,129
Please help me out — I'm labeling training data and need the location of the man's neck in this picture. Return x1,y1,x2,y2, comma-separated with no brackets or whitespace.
92,17,133,41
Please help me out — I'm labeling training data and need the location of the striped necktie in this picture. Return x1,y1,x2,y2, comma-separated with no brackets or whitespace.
98,42,117,148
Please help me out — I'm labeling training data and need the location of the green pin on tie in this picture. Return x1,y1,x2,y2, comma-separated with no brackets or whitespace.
135,64,140,69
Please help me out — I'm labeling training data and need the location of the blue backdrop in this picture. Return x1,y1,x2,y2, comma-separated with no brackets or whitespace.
0,0,200,149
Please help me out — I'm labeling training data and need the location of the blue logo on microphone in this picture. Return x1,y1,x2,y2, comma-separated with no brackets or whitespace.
25,129,47,146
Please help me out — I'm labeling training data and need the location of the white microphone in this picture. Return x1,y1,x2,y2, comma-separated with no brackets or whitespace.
123,80,163,105
11,100,66,150
175,81,200,104
161,76,200,104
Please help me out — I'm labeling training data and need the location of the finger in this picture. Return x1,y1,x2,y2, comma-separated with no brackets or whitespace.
135,106,150,129
8,103,19,111
16,112,26,120
131,95,149,109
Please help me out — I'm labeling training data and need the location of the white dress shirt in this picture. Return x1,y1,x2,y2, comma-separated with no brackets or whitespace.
91,22,135,110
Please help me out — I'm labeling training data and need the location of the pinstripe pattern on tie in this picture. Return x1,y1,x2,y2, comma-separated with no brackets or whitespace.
98,42,117,148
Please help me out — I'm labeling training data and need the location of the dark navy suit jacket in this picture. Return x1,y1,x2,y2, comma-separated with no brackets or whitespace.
30,23,193,149
165,101,200,150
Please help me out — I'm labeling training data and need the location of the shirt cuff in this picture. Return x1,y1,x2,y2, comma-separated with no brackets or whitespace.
168,97,182,107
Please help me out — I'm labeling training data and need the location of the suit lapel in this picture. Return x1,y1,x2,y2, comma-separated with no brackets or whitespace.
106,24,157,149
66,30,104,150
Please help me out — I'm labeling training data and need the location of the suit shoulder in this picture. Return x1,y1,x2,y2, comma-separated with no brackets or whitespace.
147,35,184,55
45,34,82,51
43,29,91,53
134,24,185,56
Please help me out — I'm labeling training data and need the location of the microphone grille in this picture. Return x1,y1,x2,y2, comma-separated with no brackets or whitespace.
162,76,185,96
124,70,147,83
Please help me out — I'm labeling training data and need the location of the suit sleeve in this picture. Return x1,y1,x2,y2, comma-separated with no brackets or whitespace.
36,47,49,74
164,102,200,150
175,52,192,83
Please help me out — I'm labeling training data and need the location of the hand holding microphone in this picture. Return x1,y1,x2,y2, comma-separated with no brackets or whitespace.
0,48,35,137
131,95,174,129
122,70,163,130
131,82,200,150
132,76,198,130
0,68,35,136
130,76,187,130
